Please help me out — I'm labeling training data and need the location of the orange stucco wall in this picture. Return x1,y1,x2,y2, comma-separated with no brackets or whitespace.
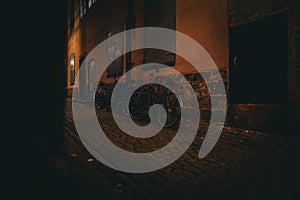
66,0,228,90
175,0,228,72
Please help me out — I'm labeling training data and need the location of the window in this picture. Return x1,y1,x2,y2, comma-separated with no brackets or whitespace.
143,0,176,68
80,0,96,19
88,0,96,9
80,0,87,19
70,0,74,33
107,25,124,78
70,54,75,85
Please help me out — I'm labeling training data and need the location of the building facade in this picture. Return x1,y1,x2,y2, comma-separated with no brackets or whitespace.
65,0,300,135
227,0,300,135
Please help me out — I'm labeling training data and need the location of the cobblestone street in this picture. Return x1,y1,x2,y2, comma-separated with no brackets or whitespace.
64,98,300,199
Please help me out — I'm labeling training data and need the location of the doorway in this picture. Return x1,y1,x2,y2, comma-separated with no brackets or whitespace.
229,12,288,105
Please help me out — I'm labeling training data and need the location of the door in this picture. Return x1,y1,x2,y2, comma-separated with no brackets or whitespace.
229,12,288,104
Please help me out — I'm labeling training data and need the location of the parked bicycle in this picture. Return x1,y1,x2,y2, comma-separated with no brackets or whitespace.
95,81,111,110
134,74,197,128
115,79,182,128
132,83,181,128
96,74,196,128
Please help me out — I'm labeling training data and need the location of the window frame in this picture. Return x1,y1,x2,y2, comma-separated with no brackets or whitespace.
70,54,75,86
80,0,96,20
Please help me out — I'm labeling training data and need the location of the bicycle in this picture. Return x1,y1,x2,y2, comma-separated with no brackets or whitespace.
153,74,196,128
113,81,151,121
106,75,196,128
95,81,112,111
128,82,181,128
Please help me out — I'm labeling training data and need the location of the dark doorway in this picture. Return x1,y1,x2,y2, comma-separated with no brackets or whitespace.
229,12,288,104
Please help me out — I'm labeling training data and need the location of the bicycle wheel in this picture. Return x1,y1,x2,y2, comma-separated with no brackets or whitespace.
129,92,148,120
95,88,106,109
138,92,152,113
158,94,181,128
116,102,129,116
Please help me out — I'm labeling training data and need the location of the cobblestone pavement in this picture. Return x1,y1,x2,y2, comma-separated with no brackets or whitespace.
64,98,300,199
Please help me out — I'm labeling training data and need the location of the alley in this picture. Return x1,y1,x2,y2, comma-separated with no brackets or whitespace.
64,98,300,199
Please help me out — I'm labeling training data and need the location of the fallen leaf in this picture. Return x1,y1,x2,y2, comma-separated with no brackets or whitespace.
87,158,94,163
69,153,78,157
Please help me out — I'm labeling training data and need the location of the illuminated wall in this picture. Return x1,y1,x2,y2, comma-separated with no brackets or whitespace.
66,0,228,92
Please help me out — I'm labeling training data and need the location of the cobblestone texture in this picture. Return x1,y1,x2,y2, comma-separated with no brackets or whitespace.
64,98,300,199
